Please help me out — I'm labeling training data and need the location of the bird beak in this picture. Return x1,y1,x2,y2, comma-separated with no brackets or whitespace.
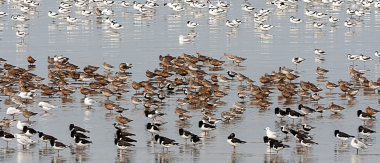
140,112,145,116
159,116,165,120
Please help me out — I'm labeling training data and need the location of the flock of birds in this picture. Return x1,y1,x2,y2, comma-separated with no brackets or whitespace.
1,0,379,43
0,47,379,159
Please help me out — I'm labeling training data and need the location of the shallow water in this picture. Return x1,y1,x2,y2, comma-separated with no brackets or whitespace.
1,0,380,162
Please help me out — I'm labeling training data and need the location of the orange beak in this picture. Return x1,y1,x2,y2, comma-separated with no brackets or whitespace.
141,112,145,116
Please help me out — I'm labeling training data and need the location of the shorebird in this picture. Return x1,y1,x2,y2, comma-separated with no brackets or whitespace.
38,132,57,147
292,57,305,69
357,110,375,125
227,133,246,152
0,131,15,148
50,140,69,156
265,127,277,139
16,134,36,149
358,126,376,137
351,138,367,154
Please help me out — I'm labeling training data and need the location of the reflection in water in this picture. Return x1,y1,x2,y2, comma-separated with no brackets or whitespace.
0,147,15,162
154,152,174,163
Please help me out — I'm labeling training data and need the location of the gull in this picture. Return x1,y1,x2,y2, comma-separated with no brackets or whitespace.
66,16,78,23
7,104,22,119
265,127,277,139
39,101,59,113
187,21,199,29
351,138,367,154
85,97,97,108
289,16,302,24
16,30,28,42
243,5,255,12
15,134,37,149
48,11,59,21
81,10,94,17
329,16,339,24
17,121,30,131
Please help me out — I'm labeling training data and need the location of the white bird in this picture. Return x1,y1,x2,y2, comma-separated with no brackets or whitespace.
66,16,78,23
292,57,305,69
20,6,30,13
187,21,199,29
16,30,28,42
15,134,37,149
209,8,222,16
231,19,242,26
104,17,116,24
265,127,277,139
290,16,302,24
347,54,359,65
7,105,22,119
82,10,94,17
347,8,355,17
102,9,115,16
179,35,194,42
0,12,8,18
133,1,144,10
17,121,31,131
172,5,185,12
60,2,72,9
103,0,115,7
329,16,339,24
361,1,372,8
75,1,87,8
216,0,229,8
58,7,71,14
359,54,372,62
85,97,97,108
375,51,380,60
305,10,315,17
145,1,159,8
163,2,179,9
30,2,40,7
315,49,326,55
18,92,35,99
313,22,326,29
39,102,59,113
259,23,274,31
242,5,255,12
351,138,367,154
226,20,237,29
313,12,327,19
355,10,365,19
110,22,123,30
276,2,288,10
332,0,344,7
375,2,380,9
48,11,59,21
344,21,355,30
121,1,132,8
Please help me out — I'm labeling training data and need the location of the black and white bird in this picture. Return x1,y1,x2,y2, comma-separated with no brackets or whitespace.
280,126,290,137
299,137,318,152
179,128,194,144
70,124,90,134
313,22,326,29
113,122,127,130
50,140,69,156
146,123,159,137
302,124,315,132
38,132,57,147
344,21,356,30
191,135,201,147
114,139,135,155
116,129,136,138
269,141,290,156
263,136,282,147
199,120,217,136
155,135,178,152
187,21,199,29
347,54,359,65
48,11,59,21
329,16,339,24
227,71,237,79
291,57,305,69
275,107,287,119
357,110,375,125
71,130,90,140
75,137,92,152
358,126,376,137
286,108,304,123
259,23,274,32
227,133,246,152
314,49,326,55
0,131,15,148
289,16,302,24
334,130,354,144
298,104,316,117
142,109,166,120
243,5,255,12
23,126,37,137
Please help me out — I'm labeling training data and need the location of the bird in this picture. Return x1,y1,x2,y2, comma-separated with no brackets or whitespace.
191,135,201,147
50,140,69,156
344,21,356,30
66,16,78,23
329,16,339,24
38,132,57,147
347,54,359,65
6,105,22,119
17,120,30,131
358,126,376,137
198,120,216,136
22,109,37,121
302,124,315,132
357,110,375,125
299,137,318,153
113,123,128,130
286,108,304,123
366,106,379,115
269,141,290,156
69,124,90,134
146,123,159,137
16,30,28,42
274,107,286,120
259,23,274,32
351,138,367,154
289,16,302,24
243,5,255,12
15,134,36,149
179,128,194,144
38,101,58,113
0,131,15,148
84,97,97,108
298,104,316,117
114,139,135,155
335,130,354,144
23,126,37,137
75,137,92,153
280,126,290,137
227,133,246,152
265,127,277,139
359,54,372,67
71,130,90,140
187,21,199,29
292,57,305,69
178,35,194,42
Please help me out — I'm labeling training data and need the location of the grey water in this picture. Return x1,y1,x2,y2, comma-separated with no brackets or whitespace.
0,0,380,162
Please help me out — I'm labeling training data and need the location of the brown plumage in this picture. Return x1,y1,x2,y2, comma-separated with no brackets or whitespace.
316,66,329,75
366,106,379,115
23,109,38,120
80,85,91,97
118,115,133,124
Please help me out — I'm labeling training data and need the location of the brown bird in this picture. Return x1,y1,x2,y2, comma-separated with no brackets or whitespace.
61,88,75,98
22,109,38,121
27,56,36,65
209,58,225,67
174,107,189,115
89,82,102,89
316,66,329,75
146,70,156,78
258,99,271,108
118,115,133,124
366,106,379,115
119,63,132,72
80,85,91,97
286,72,299,82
